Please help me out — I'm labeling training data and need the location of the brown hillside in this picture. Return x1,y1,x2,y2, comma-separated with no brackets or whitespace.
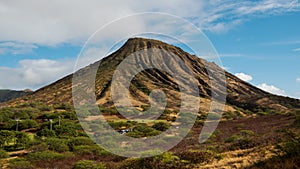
2,38,300,112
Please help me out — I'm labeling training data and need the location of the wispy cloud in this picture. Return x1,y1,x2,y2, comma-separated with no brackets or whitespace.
219,53,244,57
0,59,75,90
257,83,286,96
233,71,288,96
0,0,299,46
0,42,37,55
200,0,300,32
296,77,300,83
293,48,300,51
235,72,253,82
261,40,300,46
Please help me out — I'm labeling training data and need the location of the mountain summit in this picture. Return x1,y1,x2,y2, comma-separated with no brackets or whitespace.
3,38,300,113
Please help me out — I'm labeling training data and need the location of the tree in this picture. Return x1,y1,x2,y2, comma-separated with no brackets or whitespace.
36,128,56,138
0,130,15,147
19,119,39,130
54,122,78,137
15,132,30,148
0,149,8,158
152,122,170,131
45,138,69,153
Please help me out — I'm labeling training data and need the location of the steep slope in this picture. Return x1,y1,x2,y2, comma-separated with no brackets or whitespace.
2,38,300,112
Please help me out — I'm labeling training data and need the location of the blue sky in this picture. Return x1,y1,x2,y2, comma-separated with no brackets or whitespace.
0,0,299,98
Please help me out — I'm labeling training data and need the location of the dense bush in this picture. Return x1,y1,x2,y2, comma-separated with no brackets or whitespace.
15,132,30,148
68,137,94,150
72,160,106,169
225,130,257,150
225,134,240,143
0,130,15,147
120,153,184,169
8,158,33,169
0,149,8,158
25,151,70,162
54,103,73,111
249,130,300,169
54,122,79,137
19,119,39,130
61,111,77,120
276,131,300,158
108,121,134,130
152,121,170,131
73,145,109,156
29,142,48,152
230,137,257,150
126,124,161,138
36,128,56,137
2,119,16,130
177,150,214,164
45,138,69,152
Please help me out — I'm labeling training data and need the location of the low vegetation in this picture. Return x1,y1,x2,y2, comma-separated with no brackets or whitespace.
0,102,299,168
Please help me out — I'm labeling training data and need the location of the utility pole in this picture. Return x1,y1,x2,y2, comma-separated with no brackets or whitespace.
58,116,61,126
15,118,20,131
49,119,53,130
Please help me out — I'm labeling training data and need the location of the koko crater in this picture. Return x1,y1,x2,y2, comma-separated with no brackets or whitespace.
0,38,299,169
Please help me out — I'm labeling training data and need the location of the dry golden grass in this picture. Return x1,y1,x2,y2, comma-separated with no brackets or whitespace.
197,146,275,169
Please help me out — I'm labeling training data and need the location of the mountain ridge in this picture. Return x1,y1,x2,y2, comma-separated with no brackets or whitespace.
0,89,33,103
2,37,300,113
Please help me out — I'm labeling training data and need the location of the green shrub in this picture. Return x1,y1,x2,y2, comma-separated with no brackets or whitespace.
61,111,77,120
29,142,48,152
25,151,66,162
120,156,185,169
0,149,8,158
8,158,33,169
54,103,73,111
108,121,134,130
225,134,240,143
46,138,69,152
19,119,39,130
152,121,170,131
276,131,300,158
36,128,56,137
155,152,180,164
230,137,256,150
73,145,109,156
240,130,255,136
54,122,78,137
15,132,30,148
68,137,94,150
126,124,161,138
73,160,106,169
177,150,214,164
0,130,15,147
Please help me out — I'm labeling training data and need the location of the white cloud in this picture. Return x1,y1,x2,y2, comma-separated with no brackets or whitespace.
0,42,37,55
0,0,299,46
0,59,75,90
221,66,230,71
0,0,299,90
293,48,300,51
200,0,300,32
296,77,300,83
234,72,253,82
257,83,286,96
